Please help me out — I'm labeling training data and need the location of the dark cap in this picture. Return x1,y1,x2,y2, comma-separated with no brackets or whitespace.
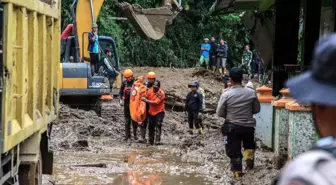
229,67,243,77
229,67,243,83
188,81,198,87
286,34,336,106
153,80,160,88
105,48,112,53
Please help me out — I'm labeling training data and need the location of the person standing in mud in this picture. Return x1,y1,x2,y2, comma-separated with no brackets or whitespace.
139,72,157,143
185,82,204,135
209,37,217,71
141,80,165,145
241,45,253,79
216,67,260,178
199,38,211,69
216,39,228,75
274,34,336,185
120,69,138,141
195,81,205,130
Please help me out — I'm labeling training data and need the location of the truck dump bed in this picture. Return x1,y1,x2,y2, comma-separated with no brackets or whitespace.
1,0,60,153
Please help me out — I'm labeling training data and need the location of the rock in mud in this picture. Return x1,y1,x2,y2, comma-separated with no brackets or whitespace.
72,140,89,148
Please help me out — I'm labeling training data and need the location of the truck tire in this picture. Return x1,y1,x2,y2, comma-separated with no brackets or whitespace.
19,152,42,185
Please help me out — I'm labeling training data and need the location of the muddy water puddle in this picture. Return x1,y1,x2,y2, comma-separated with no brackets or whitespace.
46,140,212,184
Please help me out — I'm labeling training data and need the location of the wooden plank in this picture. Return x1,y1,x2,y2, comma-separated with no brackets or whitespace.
3,0,61,19
38,14,46,117
28,11,38,121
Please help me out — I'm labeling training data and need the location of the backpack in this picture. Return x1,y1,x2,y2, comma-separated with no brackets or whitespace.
198,88,206,110
273,137,336,185
122,81,133,100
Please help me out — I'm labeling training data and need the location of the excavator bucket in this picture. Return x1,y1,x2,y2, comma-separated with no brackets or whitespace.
119,2,180,40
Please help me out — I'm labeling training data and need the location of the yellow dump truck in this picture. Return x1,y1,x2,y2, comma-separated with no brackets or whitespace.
1,0,60,184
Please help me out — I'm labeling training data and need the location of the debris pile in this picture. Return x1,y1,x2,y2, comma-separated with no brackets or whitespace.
46,67,278,185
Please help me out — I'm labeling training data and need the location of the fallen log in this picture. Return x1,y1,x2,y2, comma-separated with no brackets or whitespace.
165,101,184,112
206,123,220,129
203,108,216,114
165,101,216,115
73,163,107,168
165,91,218,110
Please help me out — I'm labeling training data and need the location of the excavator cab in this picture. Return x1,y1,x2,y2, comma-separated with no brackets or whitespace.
79,33,122,95
119,0,183,40
59,35,111,114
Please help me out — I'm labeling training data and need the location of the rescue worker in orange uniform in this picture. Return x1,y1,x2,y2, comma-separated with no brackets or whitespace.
141,80,165,145
139,72,157,143
120,69,138,141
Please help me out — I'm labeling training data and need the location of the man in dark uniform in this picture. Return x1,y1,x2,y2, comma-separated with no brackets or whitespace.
275,34,336,185
185,82,204,135
119,69,138,141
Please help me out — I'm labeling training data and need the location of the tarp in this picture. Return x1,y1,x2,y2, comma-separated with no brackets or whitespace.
129,78,147,123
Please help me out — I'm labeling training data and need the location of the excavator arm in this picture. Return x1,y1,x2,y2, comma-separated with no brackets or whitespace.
72,0,104,62
119,0,183,40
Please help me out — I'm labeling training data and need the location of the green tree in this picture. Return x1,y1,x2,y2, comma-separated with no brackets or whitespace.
61,0,249,68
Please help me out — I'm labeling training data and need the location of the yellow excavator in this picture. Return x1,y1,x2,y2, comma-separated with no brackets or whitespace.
59,0,187,116
60,0,123,117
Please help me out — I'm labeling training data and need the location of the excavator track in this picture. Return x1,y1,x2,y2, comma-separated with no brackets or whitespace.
99,91,120,119
118,2,180,40
60,96,102,115
100,100,114,119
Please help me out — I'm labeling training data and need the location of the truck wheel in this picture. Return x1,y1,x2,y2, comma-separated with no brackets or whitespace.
19,152,42,185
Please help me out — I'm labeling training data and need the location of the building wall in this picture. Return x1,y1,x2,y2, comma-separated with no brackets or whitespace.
320,6,335,36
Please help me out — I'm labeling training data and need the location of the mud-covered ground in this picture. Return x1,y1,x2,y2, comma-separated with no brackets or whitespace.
43,68,279,185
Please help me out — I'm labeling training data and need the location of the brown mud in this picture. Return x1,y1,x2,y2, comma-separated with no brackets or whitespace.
43,67,279,184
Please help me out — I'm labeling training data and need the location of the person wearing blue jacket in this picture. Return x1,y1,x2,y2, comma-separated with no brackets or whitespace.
199,38,211,69
88,23,99,76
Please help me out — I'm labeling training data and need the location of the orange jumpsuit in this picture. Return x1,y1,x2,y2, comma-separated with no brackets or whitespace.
146,88,165,145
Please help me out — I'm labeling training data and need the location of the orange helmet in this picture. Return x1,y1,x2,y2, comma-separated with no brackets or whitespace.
123,69,133,78
146,72,156,79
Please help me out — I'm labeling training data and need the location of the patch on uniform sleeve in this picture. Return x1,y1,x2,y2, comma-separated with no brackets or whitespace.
131,89,137,96
155,93,163,99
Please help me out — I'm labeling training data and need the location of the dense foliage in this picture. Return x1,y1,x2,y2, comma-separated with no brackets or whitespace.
61,0,250,68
